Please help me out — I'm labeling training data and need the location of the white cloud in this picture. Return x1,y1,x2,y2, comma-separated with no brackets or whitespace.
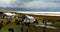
0,0,32,7
21,0,60,8
0,0,60,8
0,0,16,7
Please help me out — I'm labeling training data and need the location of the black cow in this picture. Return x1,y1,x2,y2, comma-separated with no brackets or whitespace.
0,23,3,29
6,20,11,24
9,28,14,32
15,19,20,25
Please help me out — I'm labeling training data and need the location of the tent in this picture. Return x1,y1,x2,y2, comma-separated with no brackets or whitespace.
3,13,16,16
23,15,35,23
3,12,16,18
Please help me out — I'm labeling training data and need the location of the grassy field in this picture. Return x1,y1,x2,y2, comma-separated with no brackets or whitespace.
0,10,60,32
0,18,60,32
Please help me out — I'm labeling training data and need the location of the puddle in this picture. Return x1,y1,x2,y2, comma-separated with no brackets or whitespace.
36,25,58,29
38,22,52,25
47,22,52,24
36,21,58,29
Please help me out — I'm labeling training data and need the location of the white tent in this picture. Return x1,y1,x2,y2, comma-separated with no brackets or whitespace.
24,15,35,23
3,13,16,18
3,13,16,16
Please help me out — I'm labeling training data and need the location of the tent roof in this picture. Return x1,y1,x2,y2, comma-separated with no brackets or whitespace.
3,13,16,16
25,15,35,19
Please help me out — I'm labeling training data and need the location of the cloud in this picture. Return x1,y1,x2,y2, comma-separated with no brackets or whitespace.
21,0,60,8
0,0,60,9
10,0,33,7
0,0,33,7
0,0,16,7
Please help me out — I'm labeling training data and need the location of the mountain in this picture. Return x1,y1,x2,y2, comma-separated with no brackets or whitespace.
0,7,29,11
0,7,60,12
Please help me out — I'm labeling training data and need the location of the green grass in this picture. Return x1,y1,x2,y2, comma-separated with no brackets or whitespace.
0,18,60,32
0,19,60,32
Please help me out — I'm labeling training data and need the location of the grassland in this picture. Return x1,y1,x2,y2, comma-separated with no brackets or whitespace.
0,10,60,32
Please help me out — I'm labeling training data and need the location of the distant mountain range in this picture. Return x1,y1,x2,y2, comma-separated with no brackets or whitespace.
0,7,29,11
0,7,60,12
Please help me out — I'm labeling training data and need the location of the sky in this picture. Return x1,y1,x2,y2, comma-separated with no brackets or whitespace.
0,0,60,11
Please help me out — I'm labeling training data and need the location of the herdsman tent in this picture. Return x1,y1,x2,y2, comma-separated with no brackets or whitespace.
0,12,16,18
23,15,36,23
3,12,16,18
